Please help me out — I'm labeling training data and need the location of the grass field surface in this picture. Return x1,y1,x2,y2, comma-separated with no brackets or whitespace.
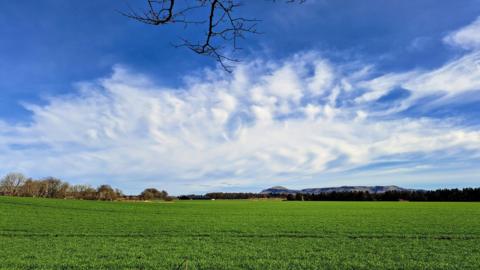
1,196,479,269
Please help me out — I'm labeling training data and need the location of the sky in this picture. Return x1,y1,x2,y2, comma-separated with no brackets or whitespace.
1,0,480,195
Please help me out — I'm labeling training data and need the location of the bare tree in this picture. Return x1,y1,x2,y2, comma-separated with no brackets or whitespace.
38,177,66,198
123,0,305,72
97,185,118,201
18,179,41,197
69,184,97,200
0,173,27,196
0,173,127,201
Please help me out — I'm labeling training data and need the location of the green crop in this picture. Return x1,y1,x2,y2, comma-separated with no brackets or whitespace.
1,196,479,269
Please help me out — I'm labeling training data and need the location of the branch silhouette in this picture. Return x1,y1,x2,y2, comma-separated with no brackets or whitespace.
122,0,305,72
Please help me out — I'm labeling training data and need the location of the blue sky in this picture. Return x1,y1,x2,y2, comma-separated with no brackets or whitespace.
1,0,480,194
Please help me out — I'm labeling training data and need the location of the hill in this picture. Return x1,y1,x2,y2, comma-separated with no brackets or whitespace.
259,186,300,195
261,185,411,195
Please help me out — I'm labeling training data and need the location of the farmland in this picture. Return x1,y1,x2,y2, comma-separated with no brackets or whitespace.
0,196,479,269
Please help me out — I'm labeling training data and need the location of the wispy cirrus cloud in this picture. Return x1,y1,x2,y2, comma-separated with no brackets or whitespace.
444,16,480,50
1,18,480,194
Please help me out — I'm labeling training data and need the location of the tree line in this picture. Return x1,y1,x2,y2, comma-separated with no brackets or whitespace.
3,172,479,202
285,189,480,201
0,172,170,201
177,189,480,201
178,192,286,200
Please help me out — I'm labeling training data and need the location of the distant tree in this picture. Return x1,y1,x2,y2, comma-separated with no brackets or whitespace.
69,184,98,200
0,172,27,196
115,188,124,198
0,172,130,201
97,185,118,201
285,188,480,202
68,184,83,199
38,177,67,198
140,188,168,200
18,179,41,197
178,195,193,200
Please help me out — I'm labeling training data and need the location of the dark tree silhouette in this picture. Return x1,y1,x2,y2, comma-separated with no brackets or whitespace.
123,0,305,72
140,188,168,200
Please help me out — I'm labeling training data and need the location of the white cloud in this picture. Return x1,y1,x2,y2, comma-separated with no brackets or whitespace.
404,51,480,95
444,17,480,50
356,71,417,103
5,15,480,193
354,51,480,114
1,49,480,194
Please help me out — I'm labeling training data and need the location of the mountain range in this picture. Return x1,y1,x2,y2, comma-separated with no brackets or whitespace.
260,185,412,195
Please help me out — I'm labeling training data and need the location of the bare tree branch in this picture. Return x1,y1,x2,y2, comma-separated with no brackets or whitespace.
122,0,305,72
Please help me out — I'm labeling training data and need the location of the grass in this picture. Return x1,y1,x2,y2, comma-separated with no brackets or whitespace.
0,196,479,269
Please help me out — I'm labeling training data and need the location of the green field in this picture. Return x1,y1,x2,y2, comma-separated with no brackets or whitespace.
1,196,479,269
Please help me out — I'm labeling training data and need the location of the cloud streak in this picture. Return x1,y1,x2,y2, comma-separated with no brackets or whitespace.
444,17,480,50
